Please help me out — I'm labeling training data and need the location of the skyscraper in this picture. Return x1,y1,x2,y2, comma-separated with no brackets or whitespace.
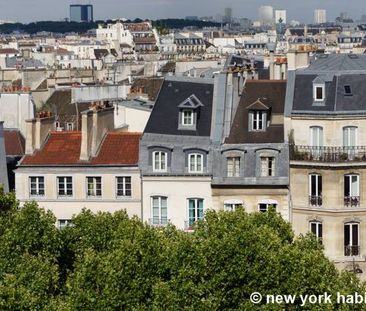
258,6,274,26
314,9,326,24
275,9,287,24
224,7,232,24
70,4,93,23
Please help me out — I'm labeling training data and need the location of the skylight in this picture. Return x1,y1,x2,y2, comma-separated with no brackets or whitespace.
344,85,352,96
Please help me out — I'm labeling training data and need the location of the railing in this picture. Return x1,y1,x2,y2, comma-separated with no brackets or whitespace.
344,196,360,207
149,218,169,227
309,195,322,207
345,245,360,256
290,145,366,163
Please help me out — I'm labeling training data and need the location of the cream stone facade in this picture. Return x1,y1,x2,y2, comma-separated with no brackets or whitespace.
15,167,141,224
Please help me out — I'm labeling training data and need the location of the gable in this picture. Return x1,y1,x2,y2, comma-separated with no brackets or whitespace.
177,94,204,109
246,98,270,111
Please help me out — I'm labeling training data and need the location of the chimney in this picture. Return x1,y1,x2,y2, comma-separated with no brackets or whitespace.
80,105,114,161
25,113,55,155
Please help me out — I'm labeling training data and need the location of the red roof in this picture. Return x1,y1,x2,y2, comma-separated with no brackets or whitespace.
0,48,18,54
4,129,25,156
21,131,141,166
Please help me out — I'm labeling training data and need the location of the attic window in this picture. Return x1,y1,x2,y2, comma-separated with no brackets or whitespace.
313,85,325,101
344,85,352,96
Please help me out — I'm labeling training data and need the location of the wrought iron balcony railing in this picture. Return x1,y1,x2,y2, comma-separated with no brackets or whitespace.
344,196,360,207
345,245,360,256
290,145,366,163
309,195,322,207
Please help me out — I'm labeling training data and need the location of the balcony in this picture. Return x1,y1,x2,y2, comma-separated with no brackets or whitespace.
344,196,360,207
309,195,322,207
149,217,169,227
290,145,366,163
344,245,360,256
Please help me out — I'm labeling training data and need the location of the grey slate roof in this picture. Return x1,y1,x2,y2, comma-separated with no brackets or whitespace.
144,78,214,137
287,54,366,116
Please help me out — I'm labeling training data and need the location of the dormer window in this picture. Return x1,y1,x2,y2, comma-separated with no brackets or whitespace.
247,98,269,132
344,85,352,96
314,85,324,101
177,94,203,130
182,109,194,126
252,111,265,130
312,77,326,103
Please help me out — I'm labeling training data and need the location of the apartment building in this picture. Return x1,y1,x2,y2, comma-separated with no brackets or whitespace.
285,53,366,277
15,106,142,228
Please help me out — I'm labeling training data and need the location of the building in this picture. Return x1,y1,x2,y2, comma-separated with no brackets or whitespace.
285,53,366,279
140,77,215,230
258,5,274,26
314,9,326,24
15,106,142,226
224,7,232,24
70,4,93,23
210,70,290,220
275,9,287,24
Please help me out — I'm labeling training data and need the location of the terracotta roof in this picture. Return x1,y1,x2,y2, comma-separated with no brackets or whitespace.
133,37,156,44
0,48,18,54
21,131,141,166
4,129,25,156
91,133,141,165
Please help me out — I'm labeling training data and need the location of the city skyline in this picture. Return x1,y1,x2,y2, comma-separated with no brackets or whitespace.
0,0,365,23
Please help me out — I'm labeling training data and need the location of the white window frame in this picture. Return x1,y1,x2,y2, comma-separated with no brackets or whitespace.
57,176,73,197
29,176,45,197
151,196,168,225
313,84,325,101
187,198,204,226
344,222,360,256
252,110,265,130
224,199,243,211
227,157,240,177
58,219,72,230
86,176,102,198
260,156,275,177
343,126,358,148
258,199,278,213
116,176,132,197
309,221,323,241
344,174,360,197
188,153,203,173
182,109,194,126
309,173,322,196
66,122,74,131
152,151,168,172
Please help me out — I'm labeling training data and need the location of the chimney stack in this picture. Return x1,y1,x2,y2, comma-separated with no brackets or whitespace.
25,113,55,155
80,104,114,161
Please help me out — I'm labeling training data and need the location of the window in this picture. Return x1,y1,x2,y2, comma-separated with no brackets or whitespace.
310,126,324,158
57,176,73,197
29,176,45,196
153,151,167,172
182,109,194,126
258,203,277,213
86,177,102,197
314,85,325,101
310,221,323,242
309,174,322,206
344,174,360,207
227,157,240,177
224,199,243,211
151,196,168,225
188,198,204,226
344,85,352,96
252,111,265,130
343,126,358,159
344,223,359,256
58,219,72,230
260,157,275,177
66,122,74,131
188,153,203,173
116,177,132,197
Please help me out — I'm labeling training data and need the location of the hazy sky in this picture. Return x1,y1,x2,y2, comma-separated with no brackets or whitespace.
0,0,365,23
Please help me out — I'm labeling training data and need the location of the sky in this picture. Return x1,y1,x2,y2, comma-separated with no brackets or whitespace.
0,0,365,23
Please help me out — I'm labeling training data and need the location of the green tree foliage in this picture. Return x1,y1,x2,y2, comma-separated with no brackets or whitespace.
0,196,364,310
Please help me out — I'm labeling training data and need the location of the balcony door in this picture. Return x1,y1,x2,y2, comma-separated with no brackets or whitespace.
344,223,359,256
344,174,360,207
343,126,357,159
310,126,323,159
309,174,322,206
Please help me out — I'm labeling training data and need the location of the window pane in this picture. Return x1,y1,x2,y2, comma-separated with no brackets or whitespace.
344,224,350,246
318,224,323,239
352,224,359,246
344,176,350,197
